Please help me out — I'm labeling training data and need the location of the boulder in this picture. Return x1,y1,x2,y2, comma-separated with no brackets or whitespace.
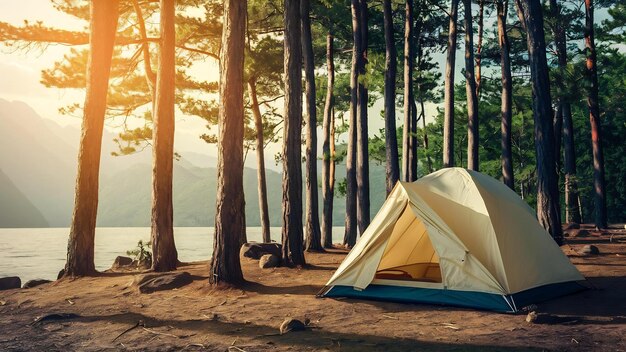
22,279,52,289
112,256,133,269
259,254,280,269
0,276,21,291
134,272,193,294
131,259,152,270
279,318,307,334
240,242,282,260
579,245,600,255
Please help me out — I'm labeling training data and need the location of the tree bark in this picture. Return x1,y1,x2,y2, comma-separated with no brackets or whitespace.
300,0,323,251
549,0,565,172
131,0,156,95
497,0,515,190
584,0,607,229
322,34,335,249
515,0,563,244
150,0,178,272
282,0,306,266
443,0,459,168
64,0,119,277
562,103,581,224
402,0,416,181
383,0,399,195
344,0,360,248
550,0,580,223
248,79,271,243
357,0,370,235
415,11,433,174
475,0,484,98
210,0,246,284
464,0,479,171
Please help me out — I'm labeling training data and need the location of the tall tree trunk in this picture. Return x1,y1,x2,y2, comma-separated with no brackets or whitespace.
248,79,271,243
549,0,565,172
550,0,579,223
344,0,360,248
210,0,246,285
301,0,323,251
151,0,178,272
322,34,335,249
357,0,370,234
383,0,399,194
282,0,306,266
562,103,581,224
584,0,607,229
410,90,418,179
131,0,156,95
497,0,514,190
402,0,415,181
415,9,433,174
64,0,119,278
475,0,484,98
464,0,479,171
443,0,459,168
515,0,563,244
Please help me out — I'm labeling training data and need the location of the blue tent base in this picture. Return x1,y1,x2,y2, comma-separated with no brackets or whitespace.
322,281,586,313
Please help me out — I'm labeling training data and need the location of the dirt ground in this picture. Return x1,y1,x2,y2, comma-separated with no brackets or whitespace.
1,224,625,352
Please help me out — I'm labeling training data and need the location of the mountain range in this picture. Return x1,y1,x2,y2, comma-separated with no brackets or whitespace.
0,98,387,228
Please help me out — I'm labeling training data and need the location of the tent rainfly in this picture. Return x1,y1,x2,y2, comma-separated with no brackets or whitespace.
319,168,585,312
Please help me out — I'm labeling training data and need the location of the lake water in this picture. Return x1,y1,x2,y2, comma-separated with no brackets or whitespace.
0,227,347,283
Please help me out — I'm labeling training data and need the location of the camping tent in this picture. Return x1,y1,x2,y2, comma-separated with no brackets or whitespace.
319,168,585,312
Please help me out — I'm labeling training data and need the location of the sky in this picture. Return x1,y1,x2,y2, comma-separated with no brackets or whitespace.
0,1,228,163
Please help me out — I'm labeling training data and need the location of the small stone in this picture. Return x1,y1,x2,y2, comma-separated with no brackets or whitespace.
526,311,537,323
279,318,306,334
22,279,52,289
259,254,280,269
579,245,600,255
0,276,21,291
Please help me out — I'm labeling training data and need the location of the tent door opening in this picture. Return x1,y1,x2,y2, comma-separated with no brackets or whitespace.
374,204,443,283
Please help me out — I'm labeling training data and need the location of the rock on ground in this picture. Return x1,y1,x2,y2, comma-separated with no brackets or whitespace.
134,272,193,294
259,254,280,269
22,279,52,289
279,318,307,334
0,276,21,291
240,242,282,260
566,229,590,238
112,256,133,269
580,245,600,255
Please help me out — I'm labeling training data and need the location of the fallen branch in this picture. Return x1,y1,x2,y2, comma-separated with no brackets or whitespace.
113,321,143,341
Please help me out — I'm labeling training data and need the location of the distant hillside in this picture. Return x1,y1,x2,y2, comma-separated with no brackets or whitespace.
0,98,388,228
0,169,49,227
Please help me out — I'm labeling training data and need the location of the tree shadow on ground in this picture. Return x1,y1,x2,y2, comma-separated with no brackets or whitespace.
60,311,541,352
241,281,321,296
537,276,626,319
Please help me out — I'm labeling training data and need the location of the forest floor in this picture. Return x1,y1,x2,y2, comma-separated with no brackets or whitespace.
1,224,626,352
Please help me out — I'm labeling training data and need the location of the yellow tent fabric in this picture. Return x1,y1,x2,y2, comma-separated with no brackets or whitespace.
324,168,584,298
